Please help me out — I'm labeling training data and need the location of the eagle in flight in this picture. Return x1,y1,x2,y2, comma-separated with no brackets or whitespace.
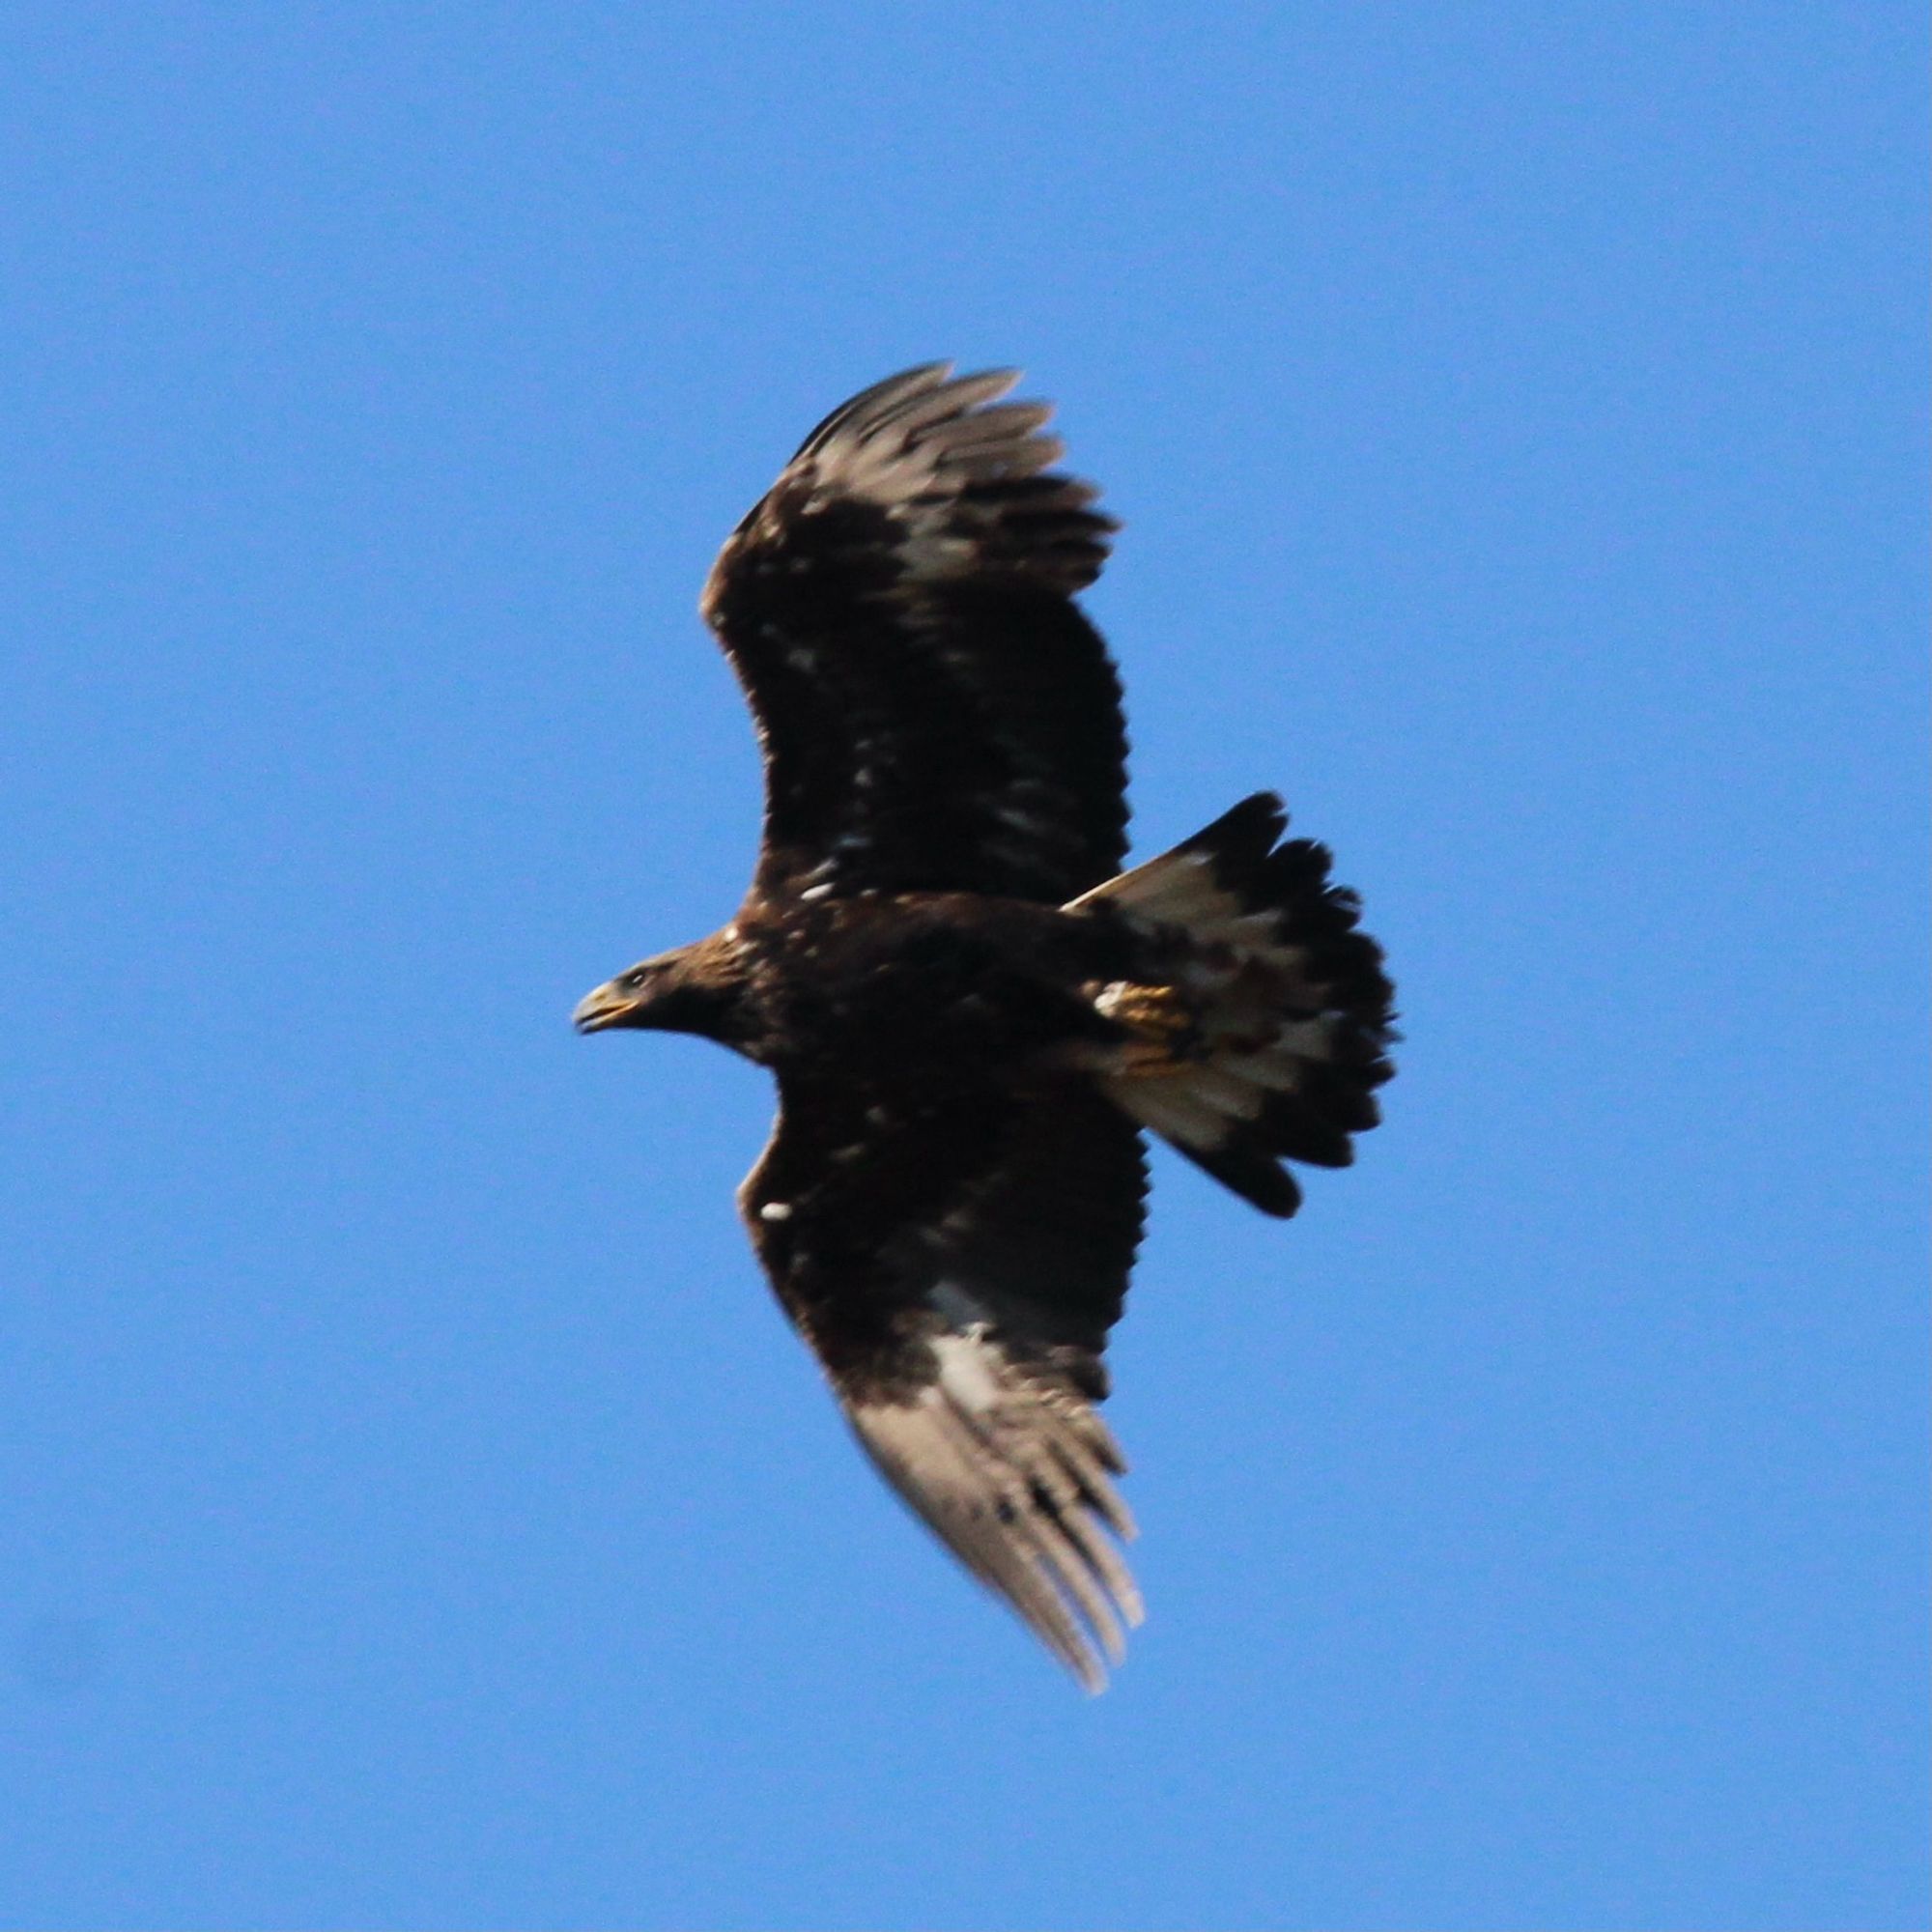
575,365,1395,1690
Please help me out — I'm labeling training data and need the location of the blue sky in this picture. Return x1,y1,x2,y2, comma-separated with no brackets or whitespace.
3,6,1924,1927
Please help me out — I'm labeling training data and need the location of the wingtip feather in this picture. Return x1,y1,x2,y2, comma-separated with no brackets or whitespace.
843,1334,1142,1693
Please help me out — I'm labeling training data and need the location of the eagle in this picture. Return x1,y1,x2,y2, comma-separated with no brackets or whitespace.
574,364,1395,1690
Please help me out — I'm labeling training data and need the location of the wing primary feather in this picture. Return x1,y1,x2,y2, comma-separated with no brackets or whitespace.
867,367,1021,440
844,1343,1143,1692
1019,1505,1128,1667
852,1390,1122,1691
792,361,954,459
1046,1428,1139,1542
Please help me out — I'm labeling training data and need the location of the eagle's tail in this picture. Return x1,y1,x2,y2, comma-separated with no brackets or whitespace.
1068,793,1396,1216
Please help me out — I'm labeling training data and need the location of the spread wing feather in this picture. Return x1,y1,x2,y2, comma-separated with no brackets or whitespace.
739,1075,1148,1690
700,364,1128,904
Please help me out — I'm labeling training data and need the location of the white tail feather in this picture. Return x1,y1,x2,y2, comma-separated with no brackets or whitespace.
1109,1077,1228,1150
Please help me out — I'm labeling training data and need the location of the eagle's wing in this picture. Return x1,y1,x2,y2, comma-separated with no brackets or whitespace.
700,364,1128,904
740,1073,1149,1690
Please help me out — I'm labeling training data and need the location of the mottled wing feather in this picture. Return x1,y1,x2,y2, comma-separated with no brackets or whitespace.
700,364,1129,903
739,1075,1148,1690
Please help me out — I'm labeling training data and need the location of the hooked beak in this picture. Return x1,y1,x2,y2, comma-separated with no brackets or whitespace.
572,978,641,1034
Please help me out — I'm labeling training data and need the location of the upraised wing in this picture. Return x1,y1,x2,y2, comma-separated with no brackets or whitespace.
700,364,1128,905
739,1072,1148,1690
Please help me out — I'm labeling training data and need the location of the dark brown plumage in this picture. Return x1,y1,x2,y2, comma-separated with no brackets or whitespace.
574,364,1395,1689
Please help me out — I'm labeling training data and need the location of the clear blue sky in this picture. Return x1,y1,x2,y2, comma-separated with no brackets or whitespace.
3,7,1924,1928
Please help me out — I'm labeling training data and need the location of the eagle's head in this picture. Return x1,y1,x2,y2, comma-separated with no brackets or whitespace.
572,928,756,1050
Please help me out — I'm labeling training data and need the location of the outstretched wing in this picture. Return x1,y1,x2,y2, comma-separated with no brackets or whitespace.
739,1072,1148,1690
700,364,1128,904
